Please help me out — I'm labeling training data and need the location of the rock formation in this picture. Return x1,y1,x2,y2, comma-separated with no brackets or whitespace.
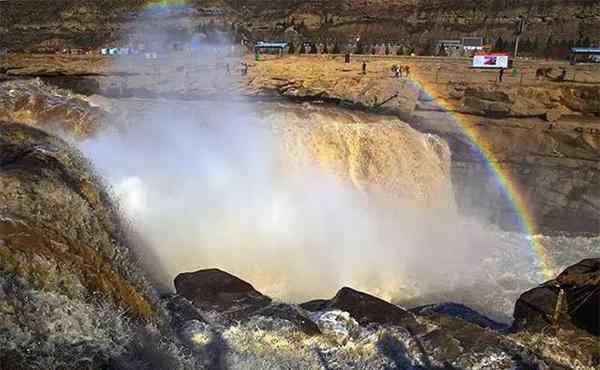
510,259,600,369
301,287,420,330
0,122,195,369
163,267,579,369
0,79,104,137
514,258,600,335
174,268,272,312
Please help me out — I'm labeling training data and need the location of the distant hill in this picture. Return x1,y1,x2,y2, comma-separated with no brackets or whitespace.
1,0,599,55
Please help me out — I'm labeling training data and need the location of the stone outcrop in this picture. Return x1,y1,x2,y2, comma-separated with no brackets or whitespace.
510,259,600,369
0,122,197,369
0,79,104,137
513,258,600,335
459,85,600,121
301,287,420,331
172,269,320,335
0,122,153,318
411,302,509,331
174,268,272,312
162,268,578,369
248,64,420,115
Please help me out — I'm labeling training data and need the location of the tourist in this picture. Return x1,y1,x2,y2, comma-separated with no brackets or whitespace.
498,68,504,83
362,61,367,75
240,61,248,76
394,65,401,79
559,68,566,82
345,53,351,63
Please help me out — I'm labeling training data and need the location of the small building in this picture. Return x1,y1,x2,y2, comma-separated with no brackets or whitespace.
255,41,288,52
435,37,484,56
462,37,484,51
569,47,600,65
435,39,462,55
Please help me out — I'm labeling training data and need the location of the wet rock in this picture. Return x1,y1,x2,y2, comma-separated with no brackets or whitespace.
0,123,199,369
514,258,600,336
164,294,206,329
301,287,420,332
174,268,271,312
511,260,600,368
252,303,321,336
0,122,154,319
0,79,104,136
411,302,509,332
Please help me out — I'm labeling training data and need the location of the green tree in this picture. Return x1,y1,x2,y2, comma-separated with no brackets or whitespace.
332,41,341,54
583,36,591,47
494,37,505,51
355,42,365,54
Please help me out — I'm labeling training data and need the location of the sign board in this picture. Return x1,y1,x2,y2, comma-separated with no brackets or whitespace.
472,53,510,69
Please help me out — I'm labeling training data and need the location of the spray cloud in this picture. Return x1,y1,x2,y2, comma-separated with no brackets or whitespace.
80,5,538,320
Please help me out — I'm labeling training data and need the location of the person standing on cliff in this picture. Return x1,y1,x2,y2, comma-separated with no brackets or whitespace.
498,68,504,83
345,53,351,63
362,61,367,75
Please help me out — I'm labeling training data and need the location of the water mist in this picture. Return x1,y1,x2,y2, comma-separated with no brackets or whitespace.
79,5,545,322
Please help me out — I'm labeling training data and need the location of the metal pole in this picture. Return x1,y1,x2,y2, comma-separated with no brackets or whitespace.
514,34,521,59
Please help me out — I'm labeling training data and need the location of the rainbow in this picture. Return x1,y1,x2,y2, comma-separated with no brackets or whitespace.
410,71,555,280
134,0,556,280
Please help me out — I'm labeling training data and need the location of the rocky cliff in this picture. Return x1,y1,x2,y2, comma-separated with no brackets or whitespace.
1,53,598,235
0,122,196,369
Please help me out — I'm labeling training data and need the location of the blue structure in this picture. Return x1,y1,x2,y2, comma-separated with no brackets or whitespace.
254,42,288,52
569,47,600,65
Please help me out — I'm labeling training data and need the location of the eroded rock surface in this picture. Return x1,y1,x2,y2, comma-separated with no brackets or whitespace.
162,268,578,369
0,122,197,369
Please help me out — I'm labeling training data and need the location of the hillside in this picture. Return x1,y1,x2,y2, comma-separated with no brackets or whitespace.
1,0,599,55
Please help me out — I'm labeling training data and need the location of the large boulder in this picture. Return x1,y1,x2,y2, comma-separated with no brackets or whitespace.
171,269,319,335
411,302,509,332
301,287,420,331
174,268,271,312
513,258,600,335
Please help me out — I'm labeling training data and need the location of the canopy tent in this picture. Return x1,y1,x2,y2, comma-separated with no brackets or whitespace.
254,42,288,51
569,47,600,65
